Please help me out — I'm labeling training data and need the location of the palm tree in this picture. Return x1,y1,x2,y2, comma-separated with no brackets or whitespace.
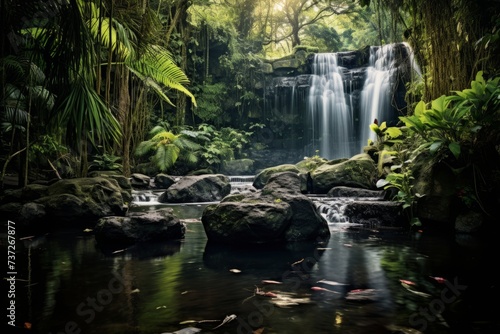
1,0,197,178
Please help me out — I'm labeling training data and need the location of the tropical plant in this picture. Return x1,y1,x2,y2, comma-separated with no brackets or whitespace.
88,153,123,173
135,125,201,173
376,148,423,229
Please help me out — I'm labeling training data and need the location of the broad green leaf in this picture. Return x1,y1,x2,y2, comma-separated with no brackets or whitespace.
448,142,461,159
414,100,426,117
431,95,449,112
385,127,402,138
429,141,443,154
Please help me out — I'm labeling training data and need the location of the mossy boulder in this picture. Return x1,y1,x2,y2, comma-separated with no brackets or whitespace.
310,153,378,193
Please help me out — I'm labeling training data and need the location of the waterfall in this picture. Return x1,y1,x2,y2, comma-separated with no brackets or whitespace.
307,53,354,160
264,43,419,164
358,42,421,151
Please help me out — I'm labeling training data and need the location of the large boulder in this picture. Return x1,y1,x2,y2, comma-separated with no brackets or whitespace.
202,172,330,244
252,164,302,189
158,174,231,203
0,177,129,228
94,208,185,246
310,153,378,193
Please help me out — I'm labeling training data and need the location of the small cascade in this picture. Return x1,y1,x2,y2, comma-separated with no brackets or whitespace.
228,175,255,194
228,175,255,184
131,190,161,204
314,197,352,224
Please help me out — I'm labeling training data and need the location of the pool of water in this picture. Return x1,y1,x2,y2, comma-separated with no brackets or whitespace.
3,202,499,334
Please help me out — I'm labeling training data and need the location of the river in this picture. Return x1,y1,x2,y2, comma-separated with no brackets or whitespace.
3,197,498,334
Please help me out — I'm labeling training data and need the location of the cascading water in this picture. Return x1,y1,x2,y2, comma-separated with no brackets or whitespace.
359,42,422,151
307,53,355,160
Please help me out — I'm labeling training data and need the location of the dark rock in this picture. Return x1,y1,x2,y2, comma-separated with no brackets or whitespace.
154,173,176,189
343,200,404,228
130,173,151,188
328,186,385,198
158,174,231,203
95,208,185,246
202,172,330,244
0,177,129,228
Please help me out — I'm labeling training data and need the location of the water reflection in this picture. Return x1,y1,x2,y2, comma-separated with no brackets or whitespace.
2,203,498,334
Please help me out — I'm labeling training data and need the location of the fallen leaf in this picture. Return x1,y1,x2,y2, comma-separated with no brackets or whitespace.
401,283,432,298
253,328,265,334
83,228,93,233
345,288,377,301
317,279,348,286
229,269,242,273
429,276,447,284
213,314,237,330
311,286,339,293
163,327,202,334
343,243,353,247
261,280,282,285
24,322,32,329
399,279,416,286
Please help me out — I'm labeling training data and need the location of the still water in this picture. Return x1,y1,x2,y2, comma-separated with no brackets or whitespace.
4,201,499,334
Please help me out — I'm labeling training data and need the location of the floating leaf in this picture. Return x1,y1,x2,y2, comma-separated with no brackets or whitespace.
212,314,237,330
401,283,432,298
429,276,447,284
163,327,202,334
317,279,348,286
261,280,282,285
229,268,241,273
399,279,416,286
311,286,339,293
345,288,377,301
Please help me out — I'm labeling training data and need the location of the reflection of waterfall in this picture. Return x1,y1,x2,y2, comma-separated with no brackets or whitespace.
359,42,421,151
307,53,354,160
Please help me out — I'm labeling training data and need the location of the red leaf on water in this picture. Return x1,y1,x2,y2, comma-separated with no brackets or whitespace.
399,279,416,286
429,276,447,283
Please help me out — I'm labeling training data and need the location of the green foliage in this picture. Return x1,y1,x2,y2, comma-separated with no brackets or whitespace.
135,125,201,173
194,83,228,124
182,123,255,171
400,71,500,166
30,135,75,177
376,150,422,228
374,71,500,224
88,153,123,172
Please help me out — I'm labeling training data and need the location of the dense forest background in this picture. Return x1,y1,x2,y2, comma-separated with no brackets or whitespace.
1,0,499,186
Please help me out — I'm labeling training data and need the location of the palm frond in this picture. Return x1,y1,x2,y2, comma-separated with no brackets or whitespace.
57,80,121,150
128,44,197,107
135,140,156,156
89,17,134,60
155,144,179,172
175,136,202,151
